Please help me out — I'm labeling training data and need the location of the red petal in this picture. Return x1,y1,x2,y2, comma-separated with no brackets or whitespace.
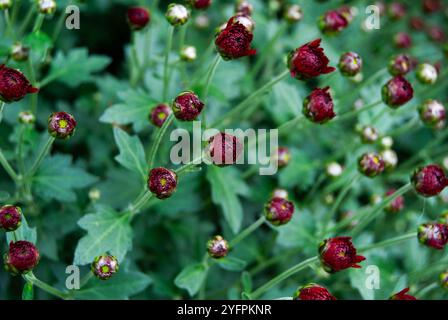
28,87,39,94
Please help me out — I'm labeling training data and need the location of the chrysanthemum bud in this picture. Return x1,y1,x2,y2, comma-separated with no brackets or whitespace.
337,6,356,23
172,91,204,121
440,271,448,288
338,52,362,77
412,165,447,197
284,4,303,24
390,288,417,300
127,7,150,30
148,167,177,199
235,0,253,16
264,197,295,226
303,87,335,124
384,189,404,213
194,14,210,29
150,103,172,128
371,194,383,205
38,0,56,14
380,149,398,171
287,39,335,80
229,13,255,32
48,112,77,139
272,147,291,169
0,0,11,10
0,65,39,103
4,241,40,275
324,193,335,205
381,76,414,108
11,44,30,62
18,111,35,124
417,222,448,249
180,45,197,62
409,17,425,30
91,255,119,280
380,136,394,149
88,188,101,202
166,4,190,26
388,54,411,76
427,26,445,43
215,16,256,60
388,2,406,20
207,235,229,259
206,132,242,166
319,237,365,273
394,32,412,48
360,125,378,144
418,99,445,129
423,0,443,13
358,152,385,177
0,205,22,232
186,0,211,10
416,63,438,85
318,10,349,35
272,188,288,199
326,161,343,178
293,284,337,300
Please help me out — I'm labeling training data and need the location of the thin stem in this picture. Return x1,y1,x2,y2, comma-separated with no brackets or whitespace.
335,100,383,122
359,232,417,252
230,216,265,247
340,68,387,105
0,149,20,182
0,101,5,123
32,13,45,33
24,273,68,300
163,25,175,101
129,190,153,215
52,7,68,42
202,54,221,101
19,5,36,36
4,9,14,39
27,136,55,177
251,256,319,299
79,271,94,288
175,156,203,175
212,69,289,128
147,113,174,169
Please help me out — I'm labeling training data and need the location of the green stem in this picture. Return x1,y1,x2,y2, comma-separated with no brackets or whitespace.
163,25,175,101
52,7,68,42
79,271,94,288
130,32,140,87
340,68,387,105
0,101,5,123
202,54,221,101
32,13,45,33
19,5,36,36
147,113,174,169
4,9,14,39
359,232,417,252
212,69,289,128
335,100,383,122
27,136,55,177
0,148,20,182
129,190,153,215
175,156,203,175
251,256,319,299
24,273,68,300
230,216,265,247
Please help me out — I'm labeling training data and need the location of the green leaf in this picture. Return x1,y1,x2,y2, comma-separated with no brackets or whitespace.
241,271,252,293
33,155,98,202
113,127,147,180
174,263,208,297
6,215,37,244
73,206,133,266
23,31,53,61
206,166,248,234
218,257,247,272
22,282,34,300
73,270,152,299
279,151,316,190
42,48,111,87
100,89,155,132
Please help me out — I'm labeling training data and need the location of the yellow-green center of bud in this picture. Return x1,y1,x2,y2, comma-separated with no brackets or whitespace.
158,112,167,120
58,119,68,129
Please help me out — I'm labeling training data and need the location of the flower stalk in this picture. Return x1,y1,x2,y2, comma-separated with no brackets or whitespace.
27,136,55,177
163,25,175,101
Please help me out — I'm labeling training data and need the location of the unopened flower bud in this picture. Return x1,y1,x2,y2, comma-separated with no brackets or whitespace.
207,235,229,259
338,52,362,77
4,241,40,275
180,45,197,62
38,0,57,14
18,111,35,124
388,2,406,20
186,0,211,10
206,132,242,166
440,271,448,288
215,16,256,60
272,147,291,168
385,189,404,213
358,152,385,177
417,222,448,249
388,54,411,76
194,14,210,29
319,237,365,273
235,0,253,16
411,165,447,197
0,65,39,103
303,87,335,124
150,103,172,128
11,44,30,62
48,111,77,139
0,205,22,232
88,188,101,202
293,284,336,300
264,197,295,226
394,32,412,48
284,4,303,24
360,125,378,144
148,167,177,199
0,0,11,10
91,255,119,280
418,99,445,129
127,7,150,30
416,63,438,85
326,162,343,178
172,91,204,121
382,76,414,108
381,149,398,171
166,4,190,26
380,136,394,149
318,10,349,35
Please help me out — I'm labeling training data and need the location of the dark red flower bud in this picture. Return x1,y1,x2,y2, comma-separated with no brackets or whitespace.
318,10,349,35
48,111,77,139
91,255,119,280
149,103,172,128
381,76,414,108
0,205,22,232
287,39,335,80
388,2,406,20
394,32,412,48
411,165,447,197
319,236,365,273
293,283,337,300
409,17,425,30
423,0,443,13
302,87,335,124
4,241,40,275
273,147,291,168
148,167,178,199
187,0,212,10
419,100,445,129
427,26,445,43
127,7,150,31
390,288,417,300
418,222,448,249
235,0,253,16
337,6,355,23
440,271,448,288
172,91,204,121
358,152,385,178
264,197,295,226
207,235,229,259
215,16,256,60
0,65,38,103
388,54,411,76
338,52,362,77
206,132,242,166
385,189,405,213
